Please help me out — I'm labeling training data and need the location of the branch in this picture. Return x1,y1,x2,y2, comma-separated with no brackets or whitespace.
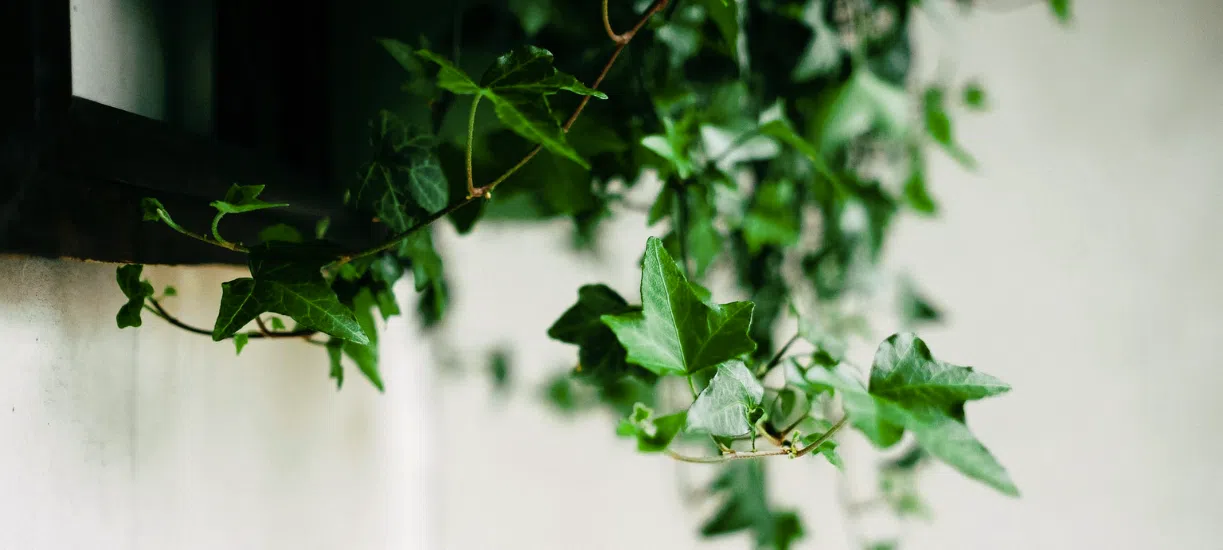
666,415,849,464
336,0,671,266
145,299,316,340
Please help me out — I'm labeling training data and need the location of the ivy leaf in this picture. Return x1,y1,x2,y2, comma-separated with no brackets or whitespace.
923,87,977,169
616,403,686,452
696,0,739,52
766,387,810,434
792,0,842,81
115,264,154,329
325,339,345,389
547,284,642,383
687,361,764,437
1049,0,1071,23
787,334,1018,496
509,0,552,35
211,184,289,214
602,237,756,376
640,116,695,178
742,179,800,254
162,286,177,297
701,461,804,549
820,69,911,153
868,333,1009,408
343,288,384,391
352,111,449,231
796,418,844,468
259,223,304,243
212,242,368,345
140,197,167,222
233,333,249,355
377,38,438,99
270,317,286,331
417,46,605,168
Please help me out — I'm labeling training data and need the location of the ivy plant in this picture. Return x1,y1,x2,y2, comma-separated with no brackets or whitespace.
115,0,1070,547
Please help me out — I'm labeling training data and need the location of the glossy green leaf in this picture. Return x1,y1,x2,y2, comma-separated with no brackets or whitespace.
418,46,605,168
325,338,345,389
269,317,286,331
233,333,249,355
352,111,449,230
687,361,764,437
616,403,687,452
787,334,1018,495
115,264,154,329
211,184,288,214
212,243,368,345
796,418,844,468
602,237,756,376
548,284,641,383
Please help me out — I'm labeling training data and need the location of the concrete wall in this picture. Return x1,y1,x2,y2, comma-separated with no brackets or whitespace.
4,0,1223,548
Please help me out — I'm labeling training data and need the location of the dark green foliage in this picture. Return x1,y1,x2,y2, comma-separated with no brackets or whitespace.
115,1,1069,547
115,265,154,328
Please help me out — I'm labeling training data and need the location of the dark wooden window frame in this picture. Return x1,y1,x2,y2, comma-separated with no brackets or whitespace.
1,0,374,266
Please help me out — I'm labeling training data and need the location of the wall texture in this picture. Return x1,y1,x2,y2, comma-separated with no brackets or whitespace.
4,0,1223,549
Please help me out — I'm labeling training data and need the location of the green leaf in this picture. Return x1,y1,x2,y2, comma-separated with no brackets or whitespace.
787,334,1018,496
418,46,605,168
742,180,800,254
686,361,764,437
1049,0,1071,23
646,186,674,226
766,387,810,434
819,69,911,153
344,289,384,391
115,264,154,329
414,49,482,94
211,184,289,214
796,418,844,468
701,461,803,549
140,197,166,222
923,87,977,169
325,339,345,389
963,82,987,110
352,112,449,230
377,38,438,99
640,116,695,179
489,349,512,391
259,223,303,243
548,284,641,383
162,285,177,297
696,0,739,51
792,0,841,81
233,333,249,355
212,242,368,345
509,0,552,35
602,237,756,376
616,403,686,452
269,317,286,331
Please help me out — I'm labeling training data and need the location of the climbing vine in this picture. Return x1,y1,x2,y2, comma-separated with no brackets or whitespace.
115,0,1070,547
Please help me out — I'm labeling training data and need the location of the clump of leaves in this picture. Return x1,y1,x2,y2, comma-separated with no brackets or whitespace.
115,0,1071,547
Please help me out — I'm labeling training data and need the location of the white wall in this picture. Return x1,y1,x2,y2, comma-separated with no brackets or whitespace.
5,0,1223,548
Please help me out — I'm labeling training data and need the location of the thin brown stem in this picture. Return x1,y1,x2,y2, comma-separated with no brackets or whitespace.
666,415,849,464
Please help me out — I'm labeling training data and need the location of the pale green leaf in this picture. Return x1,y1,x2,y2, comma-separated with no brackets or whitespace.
602,237,756,376
687,360,764,437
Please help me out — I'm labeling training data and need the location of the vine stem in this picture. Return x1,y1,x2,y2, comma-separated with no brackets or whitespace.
666,415,849,464
144,299,315,339
465,95,483,198
157,210,248,254
334,0,670,267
